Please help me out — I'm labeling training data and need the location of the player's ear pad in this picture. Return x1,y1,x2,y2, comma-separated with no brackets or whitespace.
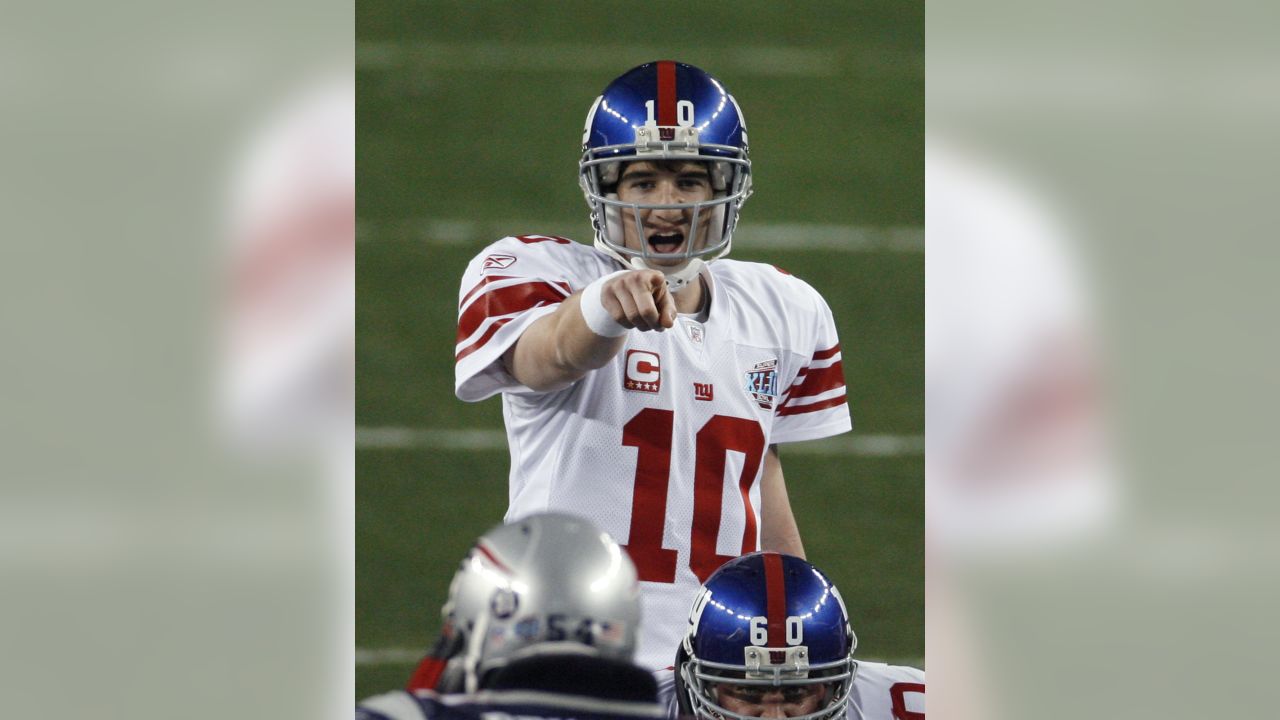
674,643,695,717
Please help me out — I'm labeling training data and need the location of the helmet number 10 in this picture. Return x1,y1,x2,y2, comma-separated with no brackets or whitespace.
644,99,695,127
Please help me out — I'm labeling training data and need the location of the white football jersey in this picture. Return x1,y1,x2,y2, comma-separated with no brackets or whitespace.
455,236,852,670
654,661,925,720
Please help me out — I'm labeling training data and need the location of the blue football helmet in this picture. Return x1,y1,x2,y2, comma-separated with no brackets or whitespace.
677,553,857,720
579,61,753,291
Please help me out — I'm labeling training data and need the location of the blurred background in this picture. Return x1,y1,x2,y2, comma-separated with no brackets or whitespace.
356,0,924,699
0,2,351,718
3,0,1274,717
929,1,1280,718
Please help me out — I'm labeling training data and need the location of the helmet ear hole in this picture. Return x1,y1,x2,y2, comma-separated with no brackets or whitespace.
673,641,696,717
599,161,620,187
710,161,730,193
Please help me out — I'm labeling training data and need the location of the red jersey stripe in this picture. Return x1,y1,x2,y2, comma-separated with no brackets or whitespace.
515,234,571,244
455,316,517,362
460,274,516,309
460,275,571,311
657,61,677,126
457,281,568,343
762,552,787,646
782,361,846,402
775,393,847,417
811,345,841,362
406,656,446,691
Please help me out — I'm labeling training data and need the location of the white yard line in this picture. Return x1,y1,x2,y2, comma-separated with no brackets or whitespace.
357,219,924,253
355,647,432,665
357,427,923,457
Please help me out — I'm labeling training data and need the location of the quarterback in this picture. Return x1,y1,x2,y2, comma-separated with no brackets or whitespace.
659,552,925,720
454,61,851,670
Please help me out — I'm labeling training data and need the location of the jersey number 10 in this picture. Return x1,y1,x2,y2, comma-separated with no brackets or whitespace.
621,408,765,583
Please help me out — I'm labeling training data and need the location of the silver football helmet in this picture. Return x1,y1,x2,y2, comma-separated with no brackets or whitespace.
441,511,642,692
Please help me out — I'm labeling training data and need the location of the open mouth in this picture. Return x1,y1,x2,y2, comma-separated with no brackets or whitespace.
647,231,685,255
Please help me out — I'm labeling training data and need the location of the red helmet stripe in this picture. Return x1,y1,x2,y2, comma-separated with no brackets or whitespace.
657,60,677,126
763,552,786,646
474,541,512,573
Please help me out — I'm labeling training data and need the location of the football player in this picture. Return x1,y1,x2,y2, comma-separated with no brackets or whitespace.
661,552,925,720
358,512,662,719
454,61,852,671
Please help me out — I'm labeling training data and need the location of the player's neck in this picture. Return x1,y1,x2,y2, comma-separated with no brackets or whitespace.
673,274,709,316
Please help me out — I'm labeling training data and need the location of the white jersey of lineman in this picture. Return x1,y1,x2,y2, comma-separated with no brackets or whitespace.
655,661,925,719
455,236,851,670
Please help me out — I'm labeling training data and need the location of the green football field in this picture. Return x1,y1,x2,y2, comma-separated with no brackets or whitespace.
357,1,923,699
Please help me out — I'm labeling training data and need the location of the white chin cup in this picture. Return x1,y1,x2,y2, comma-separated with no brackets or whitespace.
634,256,704,292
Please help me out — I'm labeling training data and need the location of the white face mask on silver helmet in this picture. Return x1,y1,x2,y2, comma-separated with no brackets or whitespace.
442,511,642,692
579,60,752,292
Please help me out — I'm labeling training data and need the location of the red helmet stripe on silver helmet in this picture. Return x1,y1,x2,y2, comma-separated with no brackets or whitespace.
657,60,677,126
474,541,512,574
762,551,787,646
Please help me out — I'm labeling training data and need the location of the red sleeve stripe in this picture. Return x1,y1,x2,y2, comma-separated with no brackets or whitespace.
457,280,568,343
515,234,571,244
780,385,846,407
460,275,571,312
460,274,516,308
775,393,847,417
811,344,841,362
455,316,516,363
782,361,845,402
406,656,446,691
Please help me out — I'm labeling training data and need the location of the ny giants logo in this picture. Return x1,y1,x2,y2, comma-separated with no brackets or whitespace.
624,350,661,393
694,383,714,401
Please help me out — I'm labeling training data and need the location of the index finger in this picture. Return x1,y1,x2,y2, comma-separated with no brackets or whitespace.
656,289,676,328
642,270,667,291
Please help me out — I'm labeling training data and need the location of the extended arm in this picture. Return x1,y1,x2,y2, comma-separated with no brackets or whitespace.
503,269,676,392
759,446,806,558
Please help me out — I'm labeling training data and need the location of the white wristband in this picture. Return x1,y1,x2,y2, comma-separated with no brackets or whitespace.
579,270,630,337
